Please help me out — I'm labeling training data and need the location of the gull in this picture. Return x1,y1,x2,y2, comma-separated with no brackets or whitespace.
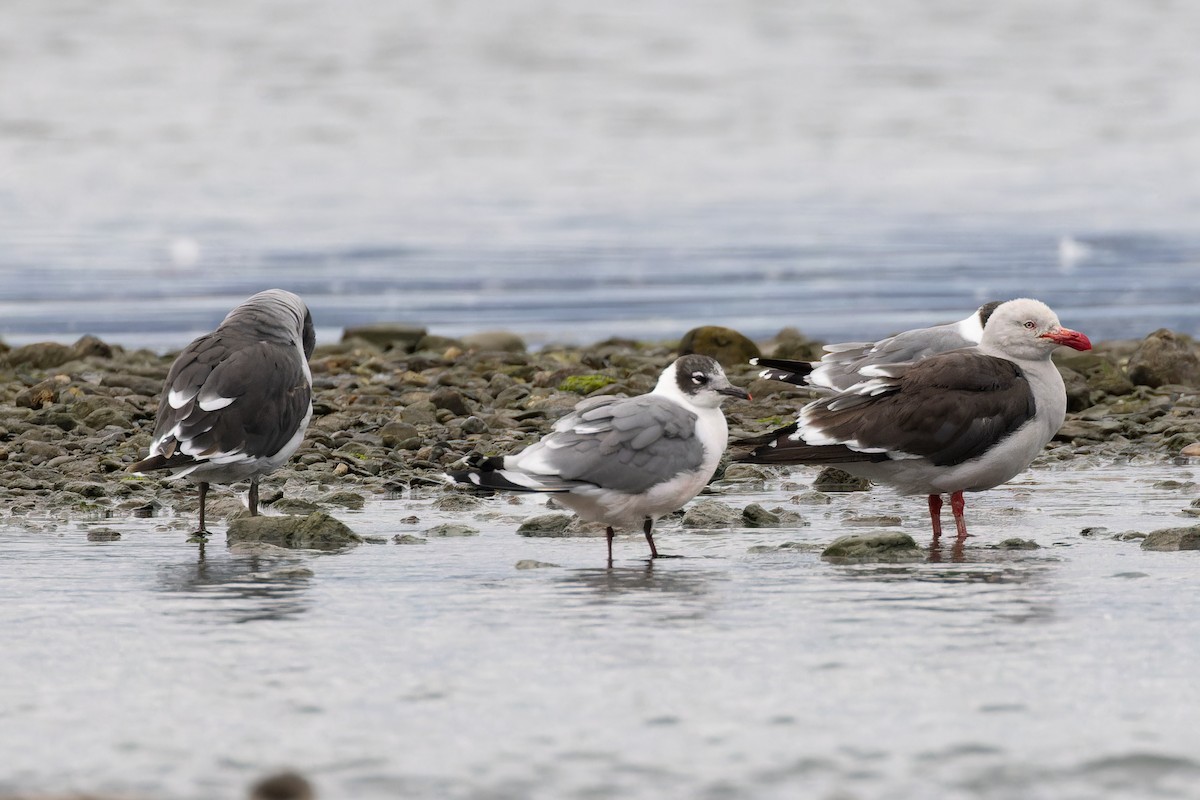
447,354,749,564
129,289,315,534
737,299,1091,540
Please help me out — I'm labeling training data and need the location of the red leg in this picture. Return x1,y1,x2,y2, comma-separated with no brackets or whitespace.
606,526,614,568
643,518,660,559
950,490,970,539
927,494,943,539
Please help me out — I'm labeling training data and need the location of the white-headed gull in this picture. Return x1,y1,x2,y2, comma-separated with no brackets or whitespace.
447,354,750,564
754,301,1005,391
129,289,315,534
737,298,1091,540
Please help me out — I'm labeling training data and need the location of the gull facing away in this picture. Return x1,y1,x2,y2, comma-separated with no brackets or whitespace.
129,289,316,534
447,355,750,565
736,299,1091,540
753,301,1005,391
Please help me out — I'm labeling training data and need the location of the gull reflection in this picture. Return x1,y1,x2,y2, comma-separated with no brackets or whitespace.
155,545,313,624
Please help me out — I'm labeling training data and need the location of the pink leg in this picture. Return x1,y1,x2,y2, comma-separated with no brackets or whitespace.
927,494,943,539
950,490,970,539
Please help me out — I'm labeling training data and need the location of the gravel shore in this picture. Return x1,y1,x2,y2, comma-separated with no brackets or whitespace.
1,324,1198,529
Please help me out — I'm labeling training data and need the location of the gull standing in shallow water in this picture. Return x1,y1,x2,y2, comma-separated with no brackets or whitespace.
447,354,750,565
753,301,1005,391
129,289,316,535
736,299,1091,540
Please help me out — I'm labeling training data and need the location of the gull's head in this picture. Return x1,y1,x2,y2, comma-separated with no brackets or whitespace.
223,289,315,359
980,298,1091,361
657,354,751,409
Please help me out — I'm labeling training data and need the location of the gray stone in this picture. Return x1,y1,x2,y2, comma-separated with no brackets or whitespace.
226,511,362,550
821,532,923,563
462,330,527,353
1127,329,1200,388
392,534,428,545
515,559,561,569
270,498,323,515
1141,525,1200,551
681,499,741,528
424,523,479,537
516,513,574,536
86,527,122,542
341,323,427,352
742,503,781,527
400,401,438,427
431,387,472,417
813,468,871,492
320,491,366,509
996,537,1041,550
678,325,761,368
379,421,421,448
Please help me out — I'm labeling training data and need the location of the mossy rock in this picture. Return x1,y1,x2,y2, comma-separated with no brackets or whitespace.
678,325,761,367
821,532,923,563
226,511,362,550
559,374,617,395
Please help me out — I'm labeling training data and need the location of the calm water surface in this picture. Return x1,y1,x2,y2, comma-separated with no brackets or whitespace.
3,461,1199,799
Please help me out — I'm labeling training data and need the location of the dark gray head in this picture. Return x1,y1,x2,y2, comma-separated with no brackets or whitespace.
976,301,1006,329
658,354,751,408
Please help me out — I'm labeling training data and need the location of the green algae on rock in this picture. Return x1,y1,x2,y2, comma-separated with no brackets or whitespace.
226,511,362,550
821,532,923,563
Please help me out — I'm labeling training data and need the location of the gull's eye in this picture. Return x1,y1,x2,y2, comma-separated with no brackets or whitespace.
692,372,708,385
1023,320,1037,329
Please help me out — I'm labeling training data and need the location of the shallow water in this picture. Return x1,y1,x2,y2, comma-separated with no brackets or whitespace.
4,461,1200,799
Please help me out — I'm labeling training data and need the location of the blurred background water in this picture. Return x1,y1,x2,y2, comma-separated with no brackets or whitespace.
1,0,1198,350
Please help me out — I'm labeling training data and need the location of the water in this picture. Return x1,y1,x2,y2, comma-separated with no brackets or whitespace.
3,462,1200,799
2,0,1200,350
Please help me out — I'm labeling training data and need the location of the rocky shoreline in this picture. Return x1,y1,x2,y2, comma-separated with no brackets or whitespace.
2,323,1200,535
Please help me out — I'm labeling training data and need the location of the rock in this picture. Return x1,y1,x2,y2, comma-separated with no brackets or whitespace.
341,323,427,352
86,527,122,541
678,325,761,367
1127,329,1200,388
515,559,560,569
516,513,574,536
15,376,70,409
748,541,816,553
681,499,741,528
461,330,527,353
1055,351,1134,396
2,342,78,370
844,514,903,527
434,493,483,512
424,523,479,537
722,463,780,482
558,374,617,395
1140,525,1200,551
320,491,366,509
996,537,1041,550
228,542,294,556
459,415,488,434
1153,480,1195,490
821,532,923,563
812,467,871,492
764,327,824,362
431,387,472,417
72,334,113,360
790,491,832,505
742,503,781,527
226,512,362,550
1057,366,1094,412
270,498,323,515
249,771,315,800
379,421,421,448
400,401,438,427
250,566,315,580
392,534,428,544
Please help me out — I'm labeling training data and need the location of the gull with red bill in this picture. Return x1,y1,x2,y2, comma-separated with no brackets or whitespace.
736,298,1092,540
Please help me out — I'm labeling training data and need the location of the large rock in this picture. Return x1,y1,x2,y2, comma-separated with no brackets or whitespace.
1055,351,1133,397
226,511,362,550
1127,329,1200,388
341,323,428,352
821,532,923,563
461,330,527,353
681,499,741,528
812,467,871,492
678,325,761,367
516,513,574,536
1140,525,1200,551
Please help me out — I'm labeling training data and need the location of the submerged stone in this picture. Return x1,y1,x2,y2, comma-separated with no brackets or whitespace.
515,559,561,569
996,537,1041,550
821,532,923,563
424,523,479,537
226,511,362,550
85,527,122,542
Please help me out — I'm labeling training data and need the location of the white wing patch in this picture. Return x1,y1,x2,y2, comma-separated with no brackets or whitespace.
198,395,236,412
167,387,198,409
